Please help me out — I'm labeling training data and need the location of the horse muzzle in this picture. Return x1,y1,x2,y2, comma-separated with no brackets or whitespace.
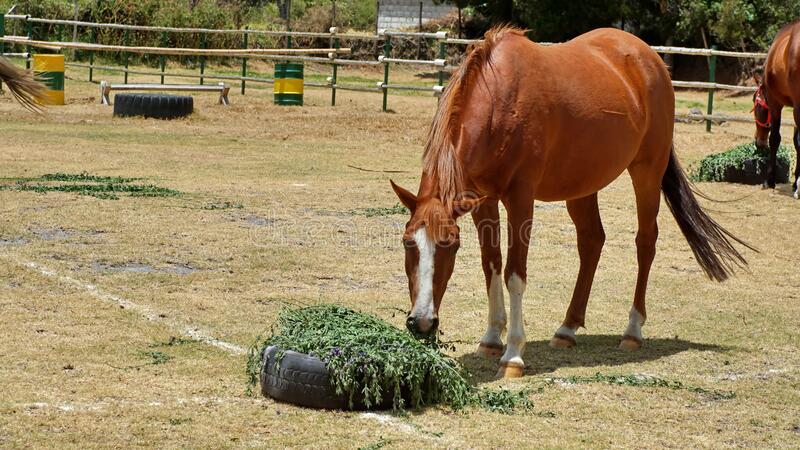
406,315,439,336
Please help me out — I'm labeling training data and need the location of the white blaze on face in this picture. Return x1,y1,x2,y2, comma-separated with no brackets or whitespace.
411,227,436,326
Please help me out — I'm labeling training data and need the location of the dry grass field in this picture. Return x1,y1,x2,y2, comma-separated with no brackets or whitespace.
1,63,799,449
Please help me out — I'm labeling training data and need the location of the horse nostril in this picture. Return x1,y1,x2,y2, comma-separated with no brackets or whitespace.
431,317,439,331
406,316,417,332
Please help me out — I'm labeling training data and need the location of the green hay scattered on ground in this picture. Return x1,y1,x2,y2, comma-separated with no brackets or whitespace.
351,203,409,217
0,172,181,199
39,172,143,184
247,305,533,413
547,372,735,400
201,201,244,210
689,142,794,182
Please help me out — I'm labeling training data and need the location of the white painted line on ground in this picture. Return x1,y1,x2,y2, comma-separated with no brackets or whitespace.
4,256,246,356
360,412,419,434
5,397,261,413
5,256,449,441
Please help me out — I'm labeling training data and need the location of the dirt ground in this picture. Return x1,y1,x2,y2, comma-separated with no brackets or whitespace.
1,64,799,449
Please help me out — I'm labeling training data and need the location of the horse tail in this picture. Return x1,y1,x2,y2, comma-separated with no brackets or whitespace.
661,145,754,282
0,58,46,112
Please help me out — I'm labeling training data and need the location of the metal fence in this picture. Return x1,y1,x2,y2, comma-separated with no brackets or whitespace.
1,13,771,129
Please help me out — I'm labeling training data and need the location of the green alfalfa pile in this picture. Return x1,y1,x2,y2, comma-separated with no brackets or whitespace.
246,304,533,413
689,142,794,183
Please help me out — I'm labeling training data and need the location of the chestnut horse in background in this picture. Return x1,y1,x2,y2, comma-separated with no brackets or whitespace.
753,19,800,198
391,26,751,378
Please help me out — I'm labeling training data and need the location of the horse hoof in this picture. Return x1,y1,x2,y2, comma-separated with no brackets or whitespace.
618,336,642,351
496,363,524,379
548,334,576,349
476,342,504,358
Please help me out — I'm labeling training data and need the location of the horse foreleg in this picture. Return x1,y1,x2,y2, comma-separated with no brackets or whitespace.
621,165,662,350
765,107,783,189
497,193,533,379
471,199,506,358
550,193,605,349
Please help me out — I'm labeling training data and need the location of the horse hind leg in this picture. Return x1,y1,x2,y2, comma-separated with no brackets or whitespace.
471,199,506,358
549,193,605,349
620,160,664,350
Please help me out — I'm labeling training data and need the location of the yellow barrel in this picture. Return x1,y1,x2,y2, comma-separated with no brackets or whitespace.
274,63,303,106
33,54,65,105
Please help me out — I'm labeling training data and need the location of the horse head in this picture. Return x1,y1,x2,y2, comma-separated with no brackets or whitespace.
752,73,771,147
390,180,484,337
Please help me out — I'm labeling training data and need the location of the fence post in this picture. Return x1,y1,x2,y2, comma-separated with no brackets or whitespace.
88,27,96,81
331,27,339,106
160,31,167,84
437,38,446,90
1,13,4,91
123,29,130,84
241,27,248,95
417,2,423,60
706,45,717,132
26,16,32,70
199,33,206,85
382,34,391,112
0,13,4,57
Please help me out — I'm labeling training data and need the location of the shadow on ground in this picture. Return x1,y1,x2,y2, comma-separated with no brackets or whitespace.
457,334,732,384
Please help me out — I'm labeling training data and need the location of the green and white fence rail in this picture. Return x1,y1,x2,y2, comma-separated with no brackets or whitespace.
0,13,771,123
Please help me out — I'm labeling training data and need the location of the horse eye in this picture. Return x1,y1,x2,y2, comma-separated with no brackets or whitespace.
403,239,416,249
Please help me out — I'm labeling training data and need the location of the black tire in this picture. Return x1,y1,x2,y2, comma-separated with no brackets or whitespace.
260,346,402,410
113,93,193,119
260,345,351,410
722,157,790,185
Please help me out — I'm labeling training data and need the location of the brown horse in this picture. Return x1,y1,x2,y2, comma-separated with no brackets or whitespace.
0,57,45,111
391,26,750,378
753,19,800,198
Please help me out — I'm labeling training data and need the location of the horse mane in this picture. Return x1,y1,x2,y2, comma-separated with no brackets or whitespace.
421,25,526,208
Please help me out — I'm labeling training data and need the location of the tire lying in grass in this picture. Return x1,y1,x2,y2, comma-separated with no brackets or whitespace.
260,345,354,410
260,345,402,410
690,142,794,185
113,93,193,119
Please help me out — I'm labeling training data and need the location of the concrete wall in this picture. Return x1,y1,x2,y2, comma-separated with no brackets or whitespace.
377,0,456,31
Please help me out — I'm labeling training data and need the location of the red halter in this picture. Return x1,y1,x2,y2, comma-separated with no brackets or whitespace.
752,85,771,129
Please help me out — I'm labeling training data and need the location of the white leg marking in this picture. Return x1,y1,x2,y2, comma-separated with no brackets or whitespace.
410,227,436,329
794,176,799,199
480,262,506,347
623,307,646,342
555,325,576,341
501,273,526,367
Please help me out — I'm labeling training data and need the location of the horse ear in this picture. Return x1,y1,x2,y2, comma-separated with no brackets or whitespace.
753,72,763,86
390,180,418,212
452,196,488,218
